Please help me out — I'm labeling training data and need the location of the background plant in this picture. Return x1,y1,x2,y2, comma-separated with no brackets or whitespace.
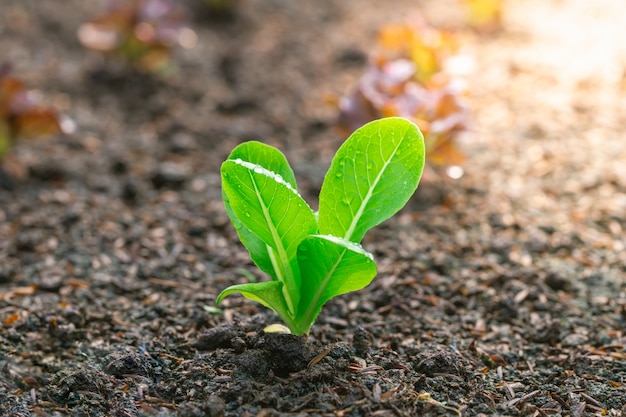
217,118,425,335
77,0,195,74
337,16,471,171
0,64,61,159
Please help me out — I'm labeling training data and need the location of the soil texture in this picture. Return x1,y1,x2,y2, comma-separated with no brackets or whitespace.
2,0,626,416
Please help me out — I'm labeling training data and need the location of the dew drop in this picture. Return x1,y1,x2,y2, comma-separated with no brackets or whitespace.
335,172,343,178
245,212,252,217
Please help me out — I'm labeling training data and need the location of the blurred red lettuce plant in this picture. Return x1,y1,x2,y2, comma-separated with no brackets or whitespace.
338,16,471,172
78,0,196,73
0,64,61,159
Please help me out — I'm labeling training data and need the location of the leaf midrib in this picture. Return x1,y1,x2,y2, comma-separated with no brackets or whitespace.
246,167,297,315
343,131,407,241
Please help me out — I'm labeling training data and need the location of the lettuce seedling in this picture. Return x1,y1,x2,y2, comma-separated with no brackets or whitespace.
377,18,460,85
77,0,194,74
0,64,61,158
338,60,468,168
217,118,425,335
338,17,470,170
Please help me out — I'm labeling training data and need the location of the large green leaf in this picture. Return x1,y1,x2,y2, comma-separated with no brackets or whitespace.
318,117,425,243
223,142,298,279
221,158,317,314
223,193,276,277
295,234,377,334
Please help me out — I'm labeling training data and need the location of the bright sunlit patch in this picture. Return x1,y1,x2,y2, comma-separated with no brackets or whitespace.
60,116,77,135
446,165,464,179
135,22,156,43
178,28,198,49
77,23,119,51
512,0,626,86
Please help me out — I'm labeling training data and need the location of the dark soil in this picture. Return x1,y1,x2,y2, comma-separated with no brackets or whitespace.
2,0,626,416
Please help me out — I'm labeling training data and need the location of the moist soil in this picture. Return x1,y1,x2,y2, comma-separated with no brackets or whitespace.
2,0,626,416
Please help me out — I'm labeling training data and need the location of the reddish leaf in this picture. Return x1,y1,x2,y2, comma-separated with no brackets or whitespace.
77,0,193,73
10,108,61,138
337,17,470,170
0,69,61,149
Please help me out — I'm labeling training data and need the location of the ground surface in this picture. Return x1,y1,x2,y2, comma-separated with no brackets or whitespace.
1,0,626,416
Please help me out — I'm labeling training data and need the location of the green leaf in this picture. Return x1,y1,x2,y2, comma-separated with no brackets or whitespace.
216,281,292,324
295,234,377,334
221,157,317,315
223,142,298,279
202,305,223,314
318,117,425,243
224,193,276,277
227,141,298,188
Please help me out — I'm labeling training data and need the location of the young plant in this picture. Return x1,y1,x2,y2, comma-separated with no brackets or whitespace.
0,64,61,159
337,17,470,170
376,17,460,86
77,0,194,74
217,117,425,335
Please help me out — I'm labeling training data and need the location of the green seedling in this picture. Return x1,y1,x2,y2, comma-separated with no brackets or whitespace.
217,117,425,335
